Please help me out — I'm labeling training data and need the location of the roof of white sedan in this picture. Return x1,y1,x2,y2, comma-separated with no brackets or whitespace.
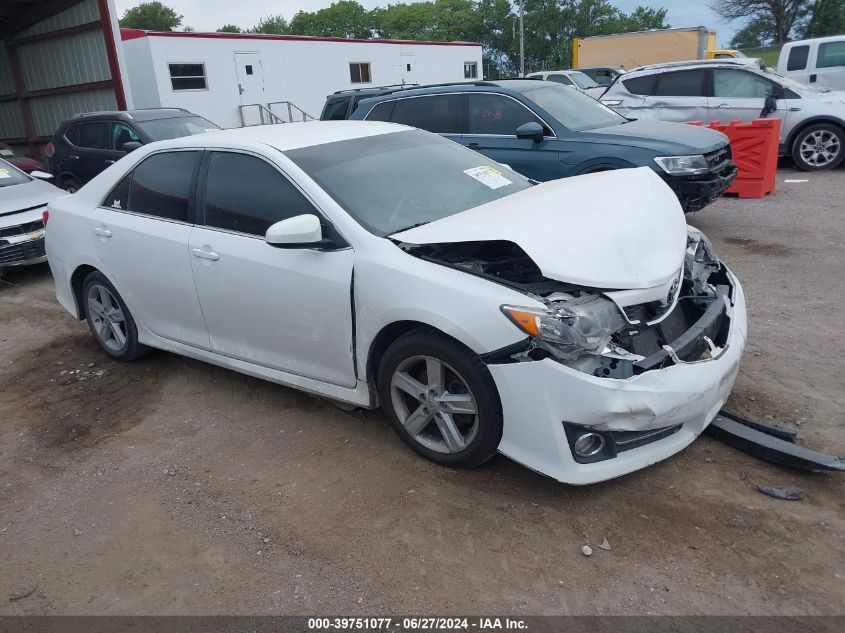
161,121,410,152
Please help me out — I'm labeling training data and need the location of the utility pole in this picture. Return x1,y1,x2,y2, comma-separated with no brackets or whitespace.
519,0,525,77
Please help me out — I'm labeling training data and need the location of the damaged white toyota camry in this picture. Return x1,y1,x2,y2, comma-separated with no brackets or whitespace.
45,122,746,484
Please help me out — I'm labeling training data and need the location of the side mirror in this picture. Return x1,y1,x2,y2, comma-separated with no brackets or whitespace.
516,121,544,143
760,91,779,118
122,141,142,153
30,170,54,180
265,214,340,250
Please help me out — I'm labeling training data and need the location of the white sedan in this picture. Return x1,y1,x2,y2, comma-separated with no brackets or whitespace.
1,158,64,267
45,122,746,484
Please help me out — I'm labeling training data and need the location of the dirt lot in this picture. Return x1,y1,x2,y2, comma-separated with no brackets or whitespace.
1,167,844,615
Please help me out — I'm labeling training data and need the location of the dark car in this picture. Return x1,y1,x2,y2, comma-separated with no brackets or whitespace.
343,80,736,212
45,108,220,193
320,85,414,121
0,142,47,174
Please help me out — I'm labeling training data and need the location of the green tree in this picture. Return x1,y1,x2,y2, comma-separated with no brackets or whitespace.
710,0,805,44
251,15,290,34
218,24,242,33
288,1,378,39
119,1,182,31
802,0,845,37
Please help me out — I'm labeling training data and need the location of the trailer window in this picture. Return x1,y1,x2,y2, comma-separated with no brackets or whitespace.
464,62,478,79
169,63,207,90
787,45,809,71
350,63,371,84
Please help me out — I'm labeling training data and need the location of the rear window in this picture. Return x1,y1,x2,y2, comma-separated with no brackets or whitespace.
389,95,461,134
365,101,395,121
78,122,110,150
787,45,809,71
623,75,657,95
322,99,349,121
127,151,200,222
655,70,706,97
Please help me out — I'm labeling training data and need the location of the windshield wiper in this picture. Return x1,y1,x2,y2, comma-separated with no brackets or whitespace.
391,221,431,234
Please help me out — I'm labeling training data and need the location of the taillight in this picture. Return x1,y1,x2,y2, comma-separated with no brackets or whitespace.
44,143,55,158
42,209,49,227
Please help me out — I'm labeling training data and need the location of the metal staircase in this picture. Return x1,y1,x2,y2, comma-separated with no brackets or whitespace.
238,101,316,127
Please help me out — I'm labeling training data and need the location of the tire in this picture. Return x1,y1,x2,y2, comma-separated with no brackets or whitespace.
59,176,82,194
791,123,845,171
82,271,149,361
377,328,503,468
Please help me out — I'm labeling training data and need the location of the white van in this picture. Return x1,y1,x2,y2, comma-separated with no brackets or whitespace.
778,36,845,91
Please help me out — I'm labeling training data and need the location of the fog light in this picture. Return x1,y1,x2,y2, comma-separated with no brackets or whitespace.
573,432,605,457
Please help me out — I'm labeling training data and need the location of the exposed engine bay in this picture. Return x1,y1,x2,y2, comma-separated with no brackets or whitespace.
398,228,734,379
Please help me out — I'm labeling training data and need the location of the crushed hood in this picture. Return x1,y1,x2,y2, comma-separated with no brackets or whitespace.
393,167,688,290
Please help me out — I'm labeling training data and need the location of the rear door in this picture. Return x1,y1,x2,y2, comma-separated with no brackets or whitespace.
385,94,463,145
188,150,356,386
709,68,785,123
74,122,121,183
93,150,209,348
638,69,709,123
462,92,559,181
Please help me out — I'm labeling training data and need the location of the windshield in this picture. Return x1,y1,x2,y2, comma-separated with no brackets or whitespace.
569,72,599,89
760,65,828,93
285,130,532,236
518,84,625,131
136,115,220,140
0,158,31,187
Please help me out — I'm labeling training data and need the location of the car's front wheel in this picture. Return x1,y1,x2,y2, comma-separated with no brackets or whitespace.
82,271,148,361
378,329,503,468
792,123,845,171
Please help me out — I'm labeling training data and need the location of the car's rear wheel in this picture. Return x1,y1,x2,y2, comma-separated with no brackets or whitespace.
791,123,845,171
59,176,82,193
82,271,148,361
377,329,503,468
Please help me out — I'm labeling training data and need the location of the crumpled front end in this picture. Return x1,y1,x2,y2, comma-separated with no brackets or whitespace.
486,229,747,484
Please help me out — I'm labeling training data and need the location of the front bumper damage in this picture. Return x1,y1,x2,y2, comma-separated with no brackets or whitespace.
488,269,746,485
663,150,738,213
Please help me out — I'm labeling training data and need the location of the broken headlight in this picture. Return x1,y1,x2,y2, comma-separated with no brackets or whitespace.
653,155,709,176
501,294,625,358
686,226,720,296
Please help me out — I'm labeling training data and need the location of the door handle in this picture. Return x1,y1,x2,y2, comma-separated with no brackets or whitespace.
809,74,817,83
191,247,220,261
716,104,732,109
93,226,112,238
467,142,480,149
69,154,80,160
105,160,115,165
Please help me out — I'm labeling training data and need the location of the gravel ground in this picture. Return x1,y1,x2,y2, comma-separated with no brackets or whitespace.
1,166,843,615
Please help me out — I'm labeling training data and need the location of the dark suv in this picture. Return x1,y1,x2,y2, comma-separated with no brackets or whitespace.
46,108,220,192
320,85,413,121
339,80,737,212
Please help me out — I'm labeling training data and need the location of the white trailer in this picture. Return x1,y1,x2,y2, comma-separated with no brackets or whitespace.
120,29,483,128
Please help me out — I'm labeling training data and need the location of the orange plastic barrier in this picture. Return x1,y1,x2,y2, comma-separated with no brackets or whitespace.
687,118,781,199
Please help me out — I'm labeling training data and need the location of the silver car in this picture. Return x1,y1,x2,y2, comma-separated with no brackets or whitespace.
525,70,607,99
601,58,845,171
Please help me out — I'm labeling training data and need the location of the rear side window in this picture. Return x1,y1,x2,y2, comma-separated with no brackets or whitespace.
64,124,80,146
548,74,573,85
127,151,200,222
322,99,349,121
623,75,657,95
466,94,542,135
817,41,845,69
203,152,317,236
389,95,461,134
787,45,810,71
77,122,110,150
365,101,395,121
654,70,706,97
104,173,131,210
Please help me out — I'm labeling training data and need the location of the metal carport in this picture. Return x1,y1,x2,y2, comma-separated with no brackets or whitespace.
0,0,129,161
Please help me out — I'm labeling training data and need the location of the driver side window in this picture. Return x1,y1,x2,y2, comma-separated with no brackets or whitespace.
202,151,318,236
112,122,141,151
713,69,774,99
466,94,543,135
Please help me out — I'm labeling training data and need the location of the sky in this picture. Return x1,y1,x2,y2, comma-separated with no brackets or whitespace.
113,0,740,47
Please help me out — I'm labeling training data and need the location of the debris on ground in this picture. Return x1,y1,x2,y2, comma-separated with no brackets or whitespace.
756,485,804,501
8,584,38,602
59,368,106,381
598,538,611,551
581,545,593,556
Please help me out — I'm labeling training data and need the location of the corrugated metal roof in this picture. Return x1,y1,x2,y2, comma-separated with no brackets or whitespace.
31,88,117,136
16,0,99,38
0,46,14,95
19,29,111,92
0,101,26,139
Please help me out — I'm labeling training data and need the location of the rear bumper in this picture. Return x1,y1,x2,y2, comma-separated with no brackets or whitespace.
663,161,738,212
490,270,747,485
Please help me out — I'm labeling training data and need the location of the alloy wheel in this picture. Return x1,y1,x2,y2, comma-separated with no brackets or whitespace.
389,355,479,454
87,284,127,352
799,129,841,167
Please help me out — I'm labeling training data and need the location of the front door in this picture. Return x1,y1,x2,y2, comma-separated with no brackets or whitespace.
93,150,210,349
234,52,266,125
189,150,356,387
461,93,560,181
708,68,786,124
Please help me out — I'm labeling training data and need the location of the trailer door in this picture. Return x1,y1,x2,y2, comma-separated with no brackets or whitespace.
235,52,266,124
